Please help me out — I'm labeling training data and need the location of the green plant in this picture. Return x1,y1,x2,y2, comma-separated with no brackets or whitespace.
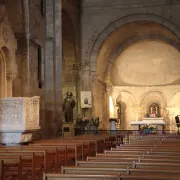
75,116,102,129
76,116,90,129
92,117,102,128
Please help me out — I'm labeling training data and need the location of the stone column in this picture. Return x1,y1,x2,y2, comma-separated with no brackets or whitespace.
6,72,15,97
22,0,31,96
45,0,62,137
54,0,62,136
45,0,55,137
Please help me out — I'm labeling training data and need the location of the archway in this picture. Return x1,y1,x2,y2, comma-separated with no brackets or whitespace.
0,46,15,98
0,16,17,98
0,50,6,98
88,14,180,130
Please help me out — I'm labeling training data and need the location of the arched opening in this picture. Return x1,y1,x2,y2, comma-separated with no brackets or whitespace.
0,50,6,98
1,46,11,75
90,18,180,130
0,46,14,98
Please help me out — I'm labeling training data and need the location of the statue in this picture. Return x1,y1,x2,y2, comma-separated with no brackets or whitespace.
116,101,121,129
62,92,76,123
149,103,159,117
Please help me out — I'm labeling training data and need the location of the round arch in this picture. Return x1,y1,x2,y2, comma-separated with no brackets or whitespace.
0,16,17,97
87,13,180,73
0,50,6,97
89,13,180,61
140,91,167,117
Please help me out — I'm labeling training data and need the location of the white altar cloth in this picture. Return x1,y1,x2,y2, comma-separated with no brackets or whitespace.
130,118,165,125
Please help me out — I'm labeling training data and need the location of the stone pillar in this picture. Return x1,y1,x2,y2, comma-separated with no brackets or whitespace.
45,0,55,137
22,0,31,96
6,72,15,97
44,0,62,137
54,0,62,136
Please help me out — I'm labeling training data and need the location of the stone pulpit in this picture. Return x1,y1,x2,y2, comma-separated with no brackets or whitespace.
0,96,41,145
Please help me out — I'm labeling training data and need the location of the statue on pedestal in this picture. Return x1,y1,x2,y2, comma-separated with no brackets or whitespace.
62,92,76,123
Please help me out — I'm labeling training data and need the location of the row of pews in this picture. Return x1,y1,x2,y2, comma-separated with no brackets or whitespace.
0,133,122,180
44,135,180,180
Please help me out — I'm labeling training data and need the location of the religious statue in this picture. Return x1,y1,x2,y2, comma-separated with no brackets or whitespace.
116,101,121,129
62,92,76,123
149,103,159,117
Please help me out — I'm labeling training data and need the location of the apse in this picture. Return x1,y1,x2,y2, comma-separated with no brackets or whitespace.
111,40,180,86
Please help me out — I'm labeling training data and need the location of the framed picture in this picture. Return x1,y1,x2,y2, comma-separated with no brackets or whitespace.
81,91,92,108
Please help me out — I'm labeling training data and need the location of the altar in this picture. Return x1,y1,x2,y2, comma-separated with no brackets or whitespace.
130,103,166,133
130,117,165,133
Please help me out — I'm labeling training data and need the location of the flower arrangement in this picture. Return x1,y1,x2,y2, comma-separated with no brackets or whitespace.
140,124,154,131
76,116,102,130
76,116,90,129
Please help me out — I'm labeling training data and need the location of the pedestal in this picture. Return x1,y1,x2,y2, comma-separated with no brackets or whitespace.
109,118,117,134
62,123,74,137
0,96,41,145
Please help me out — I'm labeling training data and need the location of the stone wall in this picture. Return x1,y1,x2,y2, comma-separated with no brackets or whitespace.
62,0,80,122
3,0,46,136
43,0,80,137
6,0,80,138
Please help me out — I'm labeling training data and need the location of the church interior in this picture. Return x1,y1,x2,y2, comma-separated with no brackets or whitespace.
1,0,180,179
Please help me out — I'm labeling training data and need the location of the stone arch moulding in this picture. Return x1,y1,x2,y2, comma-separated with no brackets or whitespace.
115,90,136,107
171,90,180,107
105,36,180,84
87,13,180,72
0,16,17,97
0,50,6,97
140,91,167,117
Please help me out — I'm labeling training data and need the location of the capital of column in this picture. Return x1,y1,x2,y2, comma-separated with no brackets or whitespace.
80,69,90,76
106,84,114,95
25,33,31,39
6,72,16,81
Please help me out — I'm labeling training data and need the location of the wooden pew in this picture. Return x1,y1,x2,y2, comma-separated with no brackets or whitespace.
0,158,22,180
118,174,180,180
0,151,45,179
87,156,180,163
61,166,180,177
0,147,58,172
56,135,180,180
43,173,120,180
29,142,83,164
76,160,180,170
43,171,180,180
1,144,84,169
96,152,180,160
3,134,180,180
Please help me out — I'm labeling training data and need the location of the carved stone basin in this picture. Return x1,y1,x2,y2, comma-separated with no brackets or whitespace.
0,96,41,145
